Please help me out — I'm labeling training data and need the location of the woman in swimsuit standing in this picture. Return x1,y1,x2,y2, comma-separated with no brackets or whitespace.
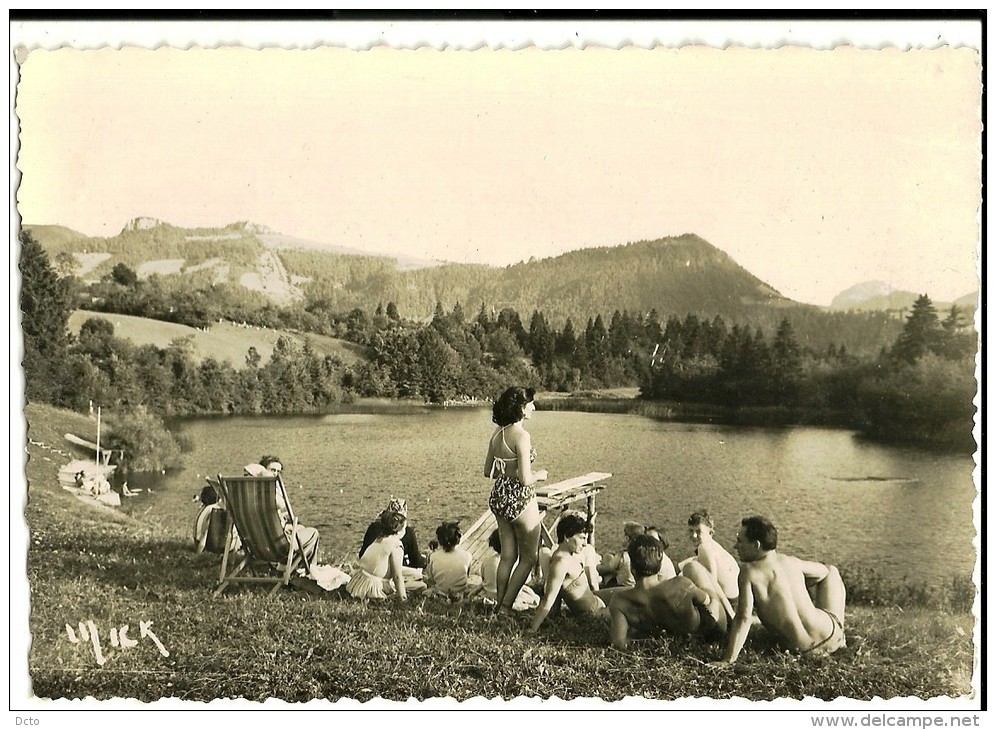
484,386,548,616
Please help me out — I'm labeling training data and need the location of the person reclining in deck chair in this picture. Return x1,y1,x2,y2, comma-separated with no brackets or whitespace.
243,455,320,564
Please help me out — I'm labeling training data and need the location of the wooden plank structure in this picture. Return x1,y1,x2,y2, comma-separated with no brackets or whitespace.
459,472,611,575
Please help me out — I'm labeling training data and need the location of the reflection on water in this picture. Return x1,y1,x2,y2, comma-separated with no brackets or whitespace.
138,407,977,588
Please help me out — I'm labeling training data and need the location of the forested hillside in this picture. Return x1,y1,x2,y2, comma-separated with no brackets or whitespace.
26,220,911,357
20,227,978,454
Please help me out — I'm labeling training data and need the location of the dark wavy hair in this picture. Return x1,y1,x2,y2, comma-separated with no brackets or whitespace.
556,513,592,542
435,521,462,551
688,510,715,529
487,528,502,554
742,515,778,551
492,386,537,427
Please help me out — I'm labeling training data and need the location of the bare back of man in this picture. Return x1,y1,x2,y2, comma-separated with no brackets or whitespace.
610,570,728,648
715,516,846,665
742,552,845,651
695,540,741,602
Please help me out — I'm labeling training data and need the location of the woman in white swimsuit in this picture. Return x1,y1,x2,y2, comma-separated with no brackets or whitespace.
483,386,548,615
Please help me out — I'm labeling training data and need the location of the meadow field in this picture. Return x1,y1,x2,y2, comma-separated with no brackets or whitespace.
67,310,367,369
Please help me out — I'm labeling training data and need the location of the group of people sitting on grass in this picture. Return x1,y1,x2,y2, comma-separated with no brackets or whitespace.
516,509,847,665
314,487,847,666
348,496,532,605
202,451,846,665
472,384,848,665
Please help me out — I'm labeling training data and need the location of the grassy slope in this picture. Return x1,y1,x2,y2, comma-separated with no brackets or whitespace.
67,310,367,368
21,403,977,704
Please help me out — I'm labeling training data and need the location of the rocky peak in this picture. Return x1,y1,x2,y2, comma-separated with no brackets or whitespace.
831,281,895,308
122,216,165,233
227,221,274,235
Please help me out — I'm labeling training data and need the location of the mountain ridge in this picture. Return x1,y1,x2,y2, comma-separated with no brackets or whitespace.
23,221,787,315
22,219,930,355
830,279,978,314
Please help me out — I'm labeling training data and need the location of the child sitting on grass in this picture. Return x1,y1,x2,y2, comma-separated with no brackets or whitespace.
685,510,740,607
479,529,540,610
424,522,473,600
347,510,426,601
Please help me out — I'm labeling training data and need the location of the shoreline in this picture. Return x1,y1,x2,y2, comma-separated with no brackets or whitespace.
156,390,973,454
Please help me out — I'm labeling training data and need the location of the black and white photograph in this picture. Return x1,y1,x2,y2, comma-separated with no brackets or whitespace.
11,16,983,718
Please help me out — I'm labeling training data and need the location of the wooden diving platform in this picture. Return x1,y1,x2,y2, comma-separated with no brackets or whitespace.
459,471,611,575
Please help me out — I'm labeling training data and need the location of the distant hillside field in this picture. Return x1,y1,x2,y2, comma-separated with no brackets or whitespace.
67,311,368,369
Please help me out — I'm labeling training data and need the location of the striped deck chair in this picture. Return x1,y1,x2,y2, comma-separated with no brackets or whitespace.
213,474,315,596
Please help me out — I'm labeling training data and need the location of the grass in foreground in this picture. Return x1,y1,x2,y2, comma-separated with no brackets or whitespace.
22,404,977,703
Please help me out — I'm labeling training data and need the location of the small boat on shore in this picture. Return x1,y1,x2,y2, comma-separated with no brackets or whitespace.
64,432,121,466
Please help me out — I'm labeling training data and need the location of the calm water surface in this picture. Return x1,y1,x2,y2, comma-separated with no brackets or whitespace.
131,406,977,588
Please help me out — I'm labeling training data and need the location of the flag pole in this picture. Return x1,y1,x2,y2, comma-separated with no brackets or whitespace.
96,406,101,468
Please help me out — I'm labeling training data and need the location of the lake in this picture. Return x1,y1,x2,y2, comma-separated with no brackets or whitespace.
129,405,978,589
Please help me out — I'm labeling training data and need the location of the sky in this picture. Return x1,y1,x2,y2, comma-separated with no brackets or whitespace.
12,21,982,307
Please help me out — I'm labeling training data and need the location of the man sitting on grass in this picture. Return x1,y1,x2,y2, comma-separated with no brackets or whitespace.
712,515,846,666
609,534,732,650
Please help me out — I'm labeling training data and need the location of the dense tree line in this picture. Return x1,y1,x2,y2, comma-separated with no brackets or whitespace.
640,293,976,450
858,295,977,449
55,316,348,417
21,230,976,452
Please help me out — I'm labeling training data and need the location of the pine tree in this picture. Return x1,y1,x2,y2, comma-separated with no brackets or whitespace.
19,230,71,403
939,305,976,360
771,318,802,379
891,294,942,364
556,318,577,358
528,310,554,368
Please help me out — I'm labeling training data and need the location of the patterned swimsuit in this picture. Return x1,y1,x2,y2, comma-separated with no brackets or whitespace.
488,426,537,522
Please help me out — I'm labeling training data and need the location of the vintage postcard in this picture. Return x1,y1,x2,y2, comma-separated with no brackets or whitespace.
11,17,983,720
